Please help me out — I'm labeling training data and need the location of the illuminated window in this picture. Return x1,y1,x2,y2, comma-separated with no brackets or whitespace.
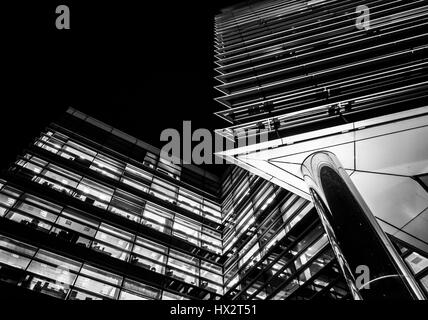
90,154,124,180
405,252,428,275
142,204,173,233
76,178,114,209
151,178,178,203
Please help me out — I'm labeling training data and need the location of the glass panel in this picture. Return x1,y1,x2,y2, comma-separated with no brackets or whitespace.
90,154,124,180
98,223,133,242
75,178,114,209
23,157,48,173
119,290,148,300
0,236,37,257
169,249,199,265
162,291,189,300
167,251,199,285
157,157,181,180
68,290,103,301
51,225,92,248
238,242,260,269
142,204,173,233
92,224,133,260
124,164,153,183
80,265,122,286
131,246,167,273
108,190,145,223
24,275,69,299
56,214,97,238
201,281,223,294
27,260,77,285
151,178,178,203
136,236,168,253
122,279,161,299
420,175,428,188
0,193,18,217
173,215,201,246
0,248,32,269
5,210,52,232
202,201,221,219
405,252,428,275
33,250,81,273
421,274,428,292
143,152,158,169
74,276,119,299
1,186,22,198
60,141,96,162
294,235,329,271
15,197,59,223
36,132,66,155
201,261,221,274
37,165,80,195
121,177,149,193
92,242,129,261
177,188,202,214
200,268,222,284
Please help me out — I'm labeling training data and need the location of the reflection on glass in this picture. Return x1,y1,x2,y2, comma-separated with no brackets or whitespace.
143,152,158,169
0,248,32,270
74,276,119,300
142,204,173,233
15,197,59,223
157,157,181,180
173,215,201,246
76,178,114,210
59,141,96,163
119,290,148,300
122,279,161,299
162,291,189,300
38,164,81,195
151,178,178,204
108,190,144,223
0,236,37,257
0,193,18,217
405,252,428,275
421,275,428,292
68,290,103,300
177,188,202,214
74,265,122,299
121,177,149,193
167,250,199,286
24,275,69,299
90,154,124,180
5,210,52,232
124,164,153,183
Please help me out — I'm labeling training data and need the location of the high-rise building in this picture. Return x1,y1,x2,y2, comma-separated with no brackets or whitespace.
0,107,427,300
214,0,428,299
0,108,225,300
0,0,428,301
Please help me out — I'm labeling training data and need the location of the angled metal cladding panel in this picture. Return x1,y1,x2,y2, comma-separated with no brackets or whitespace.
215,0,428,300
214,0,428,140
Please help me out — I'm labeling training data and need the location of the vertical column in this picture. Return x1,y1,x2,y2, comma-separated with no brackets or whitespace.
301,151,425,300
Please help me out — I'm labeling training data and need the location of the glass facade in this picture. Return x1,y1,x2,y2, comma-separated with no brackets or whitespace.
212,0,428,301
0,108,427,300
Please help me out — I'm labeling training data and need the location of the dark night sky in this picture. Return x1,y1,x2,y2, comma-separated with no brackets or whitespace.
1,0,242,175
